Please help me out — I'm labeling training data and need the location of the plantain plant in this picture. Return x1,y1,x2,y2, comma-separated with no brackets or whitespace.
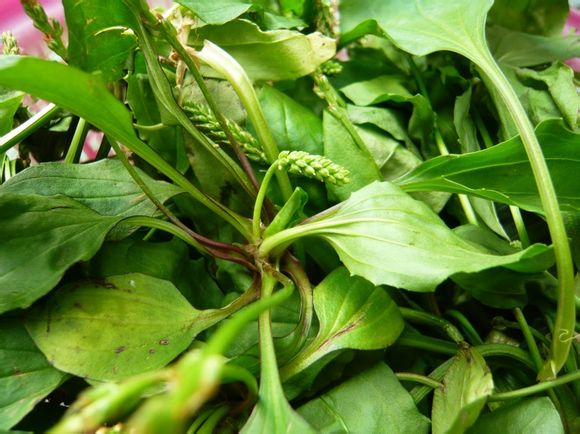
0,0,578,433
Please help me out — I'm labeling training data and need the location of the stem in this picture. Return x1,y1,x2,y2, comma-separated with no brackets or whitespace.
410,358,454,404
64,118,87,164
509,206,531,248
283,254,314,352
0,103,60,153
253,163,278,239
125,1,256,200
475,343,535,371
119,215,206,252
513,308,543,372
204,278,294,355
478,53,575,380
488,370,580,401
434,130,478,225
193,41,294,201
445,309,483,345
396,372,443,389
156,17,261,193
395,331,459,356
400,307,464,344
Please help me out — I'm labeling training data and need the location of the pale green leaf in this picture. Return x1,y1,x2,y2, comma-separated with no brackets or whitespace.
298,363,431,434
189,20,335,81
340,0,493,62
467,397,564,434
265,182,553,292
432,346,494,434
25,274,219,381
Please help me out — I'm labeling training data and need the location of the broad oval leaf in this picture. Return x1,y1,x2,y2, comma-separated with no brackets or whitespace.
0,193,122,313
395,120,580,215
466,397,564,434
267,182,553,292
340,0,493,62
25,274,218,381
282,267,403,379
432,346,494,434
1,159,184,217
189,19,335,81
298,363,431,434
0,318,68,430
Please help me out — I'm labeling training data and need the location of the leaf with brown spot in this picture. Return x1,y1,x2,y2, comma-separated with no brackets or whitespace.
25,273,221,381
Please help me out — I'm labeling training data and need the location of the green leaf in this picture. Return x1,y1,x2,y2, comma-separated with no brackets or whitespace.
0,318,67,430
339,75,434,147
0,88,22,135
298,363,431,434
323,111,380,201
395,120,580,215
126,74,189,173
515,63,579,130
340,0,493,61
240,397,315,434
1,159,183,218
488,0,569,36
488,25,580,68
25,274,219,381
189,20,335,81
176,0,252,24
264,182,553,291
258,85,323,155
0,193,122,313
466,397,564,434
64,0,137,81
432,346,494,434
0,56,136,152
281,267,403,378
88,238,225,309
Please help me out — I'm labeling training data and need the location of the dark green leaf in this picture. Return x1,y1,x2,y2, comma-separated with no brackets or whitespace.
64,0,137,81
395,120,580,215
432,346,494,434
189,20,335,81
488,0,569,36
281,267,403,378
298,363,431,434
467,397,564,434
25,274,219,381
0,193,121,313
259,85,323,155
488,25,580,68
1,159,183,217
0,318,67,430
273,182,552,291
